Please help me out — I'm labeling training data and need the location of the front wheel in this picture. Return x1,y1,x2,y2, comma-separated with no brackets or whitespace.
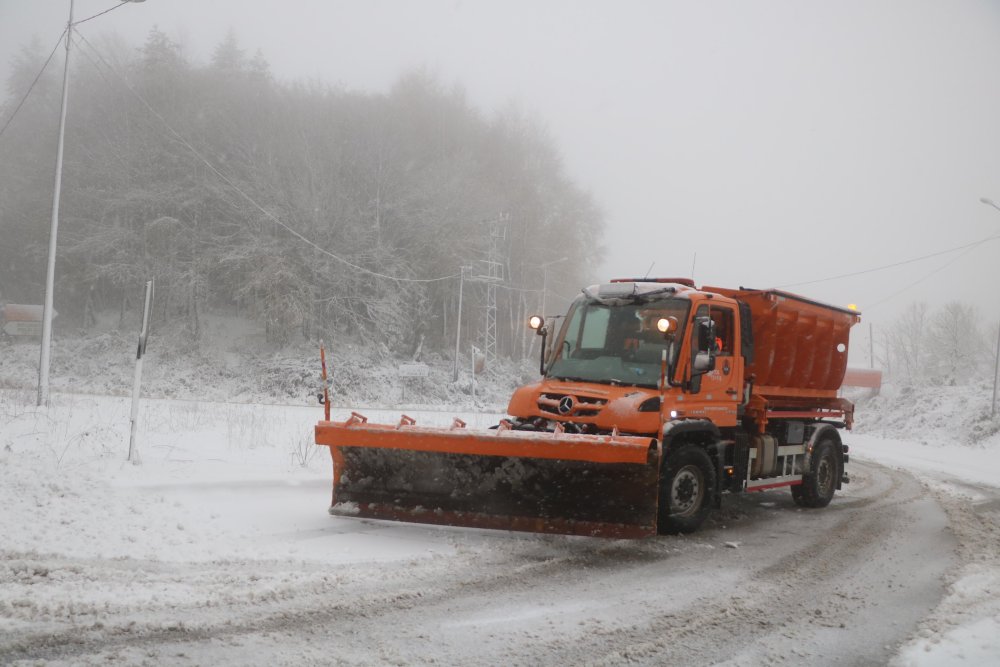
792,438,838,508
658,445,716,535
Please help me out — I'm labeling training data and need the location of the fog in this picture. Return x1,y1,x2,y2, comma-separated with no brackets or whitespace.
3,0,1000,336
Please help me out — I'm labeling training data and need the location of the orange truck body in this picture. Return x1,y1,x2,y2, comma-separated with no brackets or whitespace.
315,279,861,538
708,286,856,403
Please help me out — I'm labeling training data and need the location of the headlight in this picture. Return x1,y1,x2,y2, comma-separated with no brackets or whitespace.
657,316,678,334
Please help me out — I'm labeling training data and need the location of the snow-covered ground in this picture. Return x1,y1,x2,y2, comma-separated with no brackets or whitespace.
857,433,1000,666
0,391,507,566
2,332,999,664
849,381,1000,666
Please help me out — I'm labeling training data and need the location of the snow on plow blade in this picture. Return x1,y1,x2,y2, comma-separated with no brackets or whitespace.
315,413,661,539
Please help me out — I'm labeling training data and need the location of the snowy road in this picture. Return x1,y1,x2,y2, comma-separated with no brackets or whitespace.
0,466,967,665
1,393,998,665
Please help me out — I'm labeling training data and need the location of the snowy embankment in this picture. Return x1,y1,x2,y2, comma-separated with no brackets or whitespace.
0,390,505,566
0,316,528,411
851,383,1000,666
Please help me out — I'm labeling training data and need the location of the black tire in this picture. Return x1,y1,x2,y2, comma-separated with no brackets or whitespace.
792,437,838,508
658,445,716,535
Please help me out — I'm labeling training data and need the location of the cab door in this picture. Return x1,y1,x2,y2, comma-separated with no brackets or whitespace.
682,304,742,427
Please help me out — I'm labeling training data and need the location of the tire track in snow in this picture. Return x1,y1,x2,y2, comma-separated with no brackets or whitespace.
0,534,681,663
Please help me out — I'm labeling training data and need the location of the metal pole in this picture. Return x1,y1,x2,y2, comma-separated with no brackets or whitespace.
870,322,874,369
128,279,154,464
992,322,999,419
533,256,567,361
37,0,74,407
452,266,465,382
541,265,548,318
981,199,1000,417
471,345,476,404
538,256,568,317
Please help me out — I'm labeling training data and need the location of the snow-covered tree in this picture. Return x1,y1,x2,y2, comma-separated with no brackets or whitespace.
925,302,987,385
0,30,602,357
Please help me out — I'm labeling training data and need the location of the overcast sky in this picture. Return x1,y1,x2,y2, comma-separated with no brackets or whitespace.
3,0,1000,344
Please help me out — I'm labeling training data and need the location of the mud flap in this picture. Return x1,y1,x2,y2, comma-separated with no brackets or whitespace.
316,415,661,539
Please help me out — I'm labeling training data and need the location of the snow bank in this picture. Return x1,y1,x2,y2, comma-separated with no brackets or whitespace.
853,380,1000,445
0,314,535,412
0,390,505,566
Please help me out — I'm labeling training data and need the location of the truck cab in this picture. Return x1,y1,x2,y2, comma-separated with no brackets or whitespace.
508,279,744,435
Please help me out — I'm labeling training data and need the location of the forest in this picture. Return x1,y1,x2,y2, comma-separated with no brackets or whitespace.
0,29,603,360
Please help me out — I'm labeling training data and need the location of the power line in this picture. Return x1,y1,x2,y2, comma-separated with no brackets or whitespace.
864,243,982,312
494,283,540,294
72,29,461,285
494,283,579,306
0,29,67,141
776,233,1000,289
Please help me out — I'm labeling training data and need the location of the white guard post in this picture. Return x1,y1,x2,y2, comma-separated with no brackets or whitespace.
128,279,155,464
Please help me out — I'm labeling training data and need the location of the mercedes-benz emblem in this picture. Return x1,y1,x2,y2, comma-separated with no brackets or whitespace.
557,396,574,415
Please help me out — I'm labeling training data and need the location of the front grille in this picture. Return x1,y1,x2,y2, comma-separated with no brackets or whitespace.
536,393,608,418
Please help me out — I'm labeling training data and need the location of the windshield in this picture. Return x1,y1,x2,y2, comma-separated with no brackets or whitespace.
546,296,690,387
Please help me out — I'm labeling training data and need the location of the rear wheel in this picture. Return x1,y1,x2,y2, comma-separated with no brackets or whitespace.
658,445,716,535
792,438,838,508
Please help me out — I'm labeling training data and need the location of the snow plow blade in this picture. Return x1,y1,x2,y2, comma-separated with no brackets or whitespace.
315,413,661,538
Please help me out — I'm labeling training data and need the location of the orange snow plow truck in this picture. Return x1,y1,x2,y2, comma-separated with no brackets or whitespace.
315,278,860,538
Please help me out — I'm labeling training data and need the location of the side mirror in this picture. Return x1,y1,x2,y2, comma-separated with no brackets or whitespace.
693,351,715,373
688,316,717,393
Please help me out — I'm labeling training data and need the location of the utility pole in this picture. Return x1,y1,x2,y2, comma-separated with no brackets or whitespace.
452,266,468,382
993,322,999,418
37,0,147,406
37,0,75,407
533,256,568,360
979,198,1000,418
479,214,508,368
540,256,568,318
870,322,874,369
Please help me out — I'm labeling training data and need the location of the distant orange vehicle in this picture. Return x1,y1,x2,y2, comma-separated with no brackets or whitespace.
0,303,45,337
316,278,861,538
